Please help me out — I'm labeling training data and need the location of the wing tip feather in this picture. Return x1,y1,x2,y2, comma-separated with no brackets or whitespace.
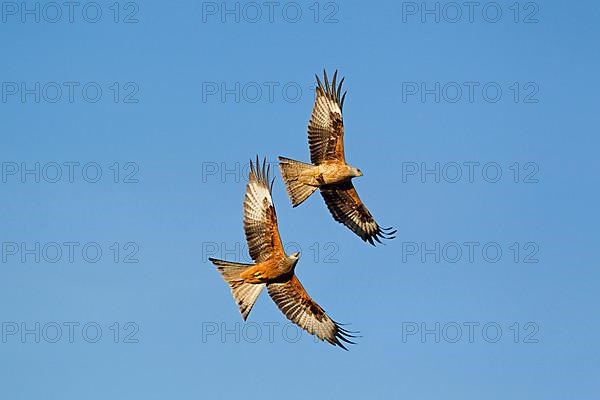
249,154,272,194
364,225,396,246
315,69,346,110
331,320,359,350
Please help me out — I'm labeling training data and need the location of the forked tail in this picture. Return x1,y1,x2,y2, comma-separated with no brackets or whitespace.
278,156,318,207
208,258,265,320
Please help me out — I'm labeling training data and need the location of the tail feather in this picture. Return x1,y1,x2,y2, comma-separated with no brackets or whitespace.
278,156,318,207
209,258,265,320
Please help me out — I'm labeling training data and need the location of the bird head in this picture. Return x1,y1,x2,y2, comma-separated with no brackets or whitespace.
287,251,301,268
353,168,363,177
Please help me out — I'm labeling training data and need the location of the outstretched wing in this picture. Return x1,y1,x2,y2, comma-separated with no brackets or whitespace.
320,181,396,245
267,275,356,350
308,70,347,165
244,157,285,263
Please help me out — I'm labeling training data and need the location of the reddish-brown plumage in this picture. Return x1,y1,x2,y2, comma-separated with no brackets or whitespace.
278,70,396,245
210,157,356,349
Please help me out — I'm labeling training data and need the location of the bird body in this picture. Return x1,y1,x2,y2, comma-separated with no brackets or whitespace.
209,157,355,349
280,157,360,190
239,254,298,284
278,70,395,245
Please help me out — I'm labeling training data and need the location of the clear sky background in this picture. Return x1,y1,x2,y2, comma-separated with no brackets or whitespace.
1,1,598,399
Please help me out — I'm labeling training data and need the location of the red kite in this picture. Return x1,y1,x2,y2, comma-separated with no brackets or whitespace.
278,70,396,245
209,157,355,350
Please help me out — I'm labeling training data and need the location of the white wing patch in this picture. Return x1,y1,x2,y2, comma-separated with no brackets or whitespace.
316,91,342,116
247,178,272,210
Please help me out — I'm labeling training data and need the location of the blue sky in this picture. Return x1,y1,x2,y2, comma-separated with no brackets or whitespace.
1,0,598,399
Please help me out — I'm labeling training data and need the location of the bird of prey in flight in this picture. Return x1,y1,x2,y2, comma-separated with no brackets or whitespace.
278,70,396,245
209,157,355,350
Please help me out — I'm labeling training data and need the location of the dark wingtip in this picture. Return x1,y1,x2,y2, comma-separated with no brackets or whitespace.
335,340,349,351
318,69,346,109
337,77,345,103
361,226,397,246
380,227,396,238
264,157,269,181
337,323,360,336
331,70,338,101
333,321,359,350
249,157,255,180
249,155,273,188
256,155,261,180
